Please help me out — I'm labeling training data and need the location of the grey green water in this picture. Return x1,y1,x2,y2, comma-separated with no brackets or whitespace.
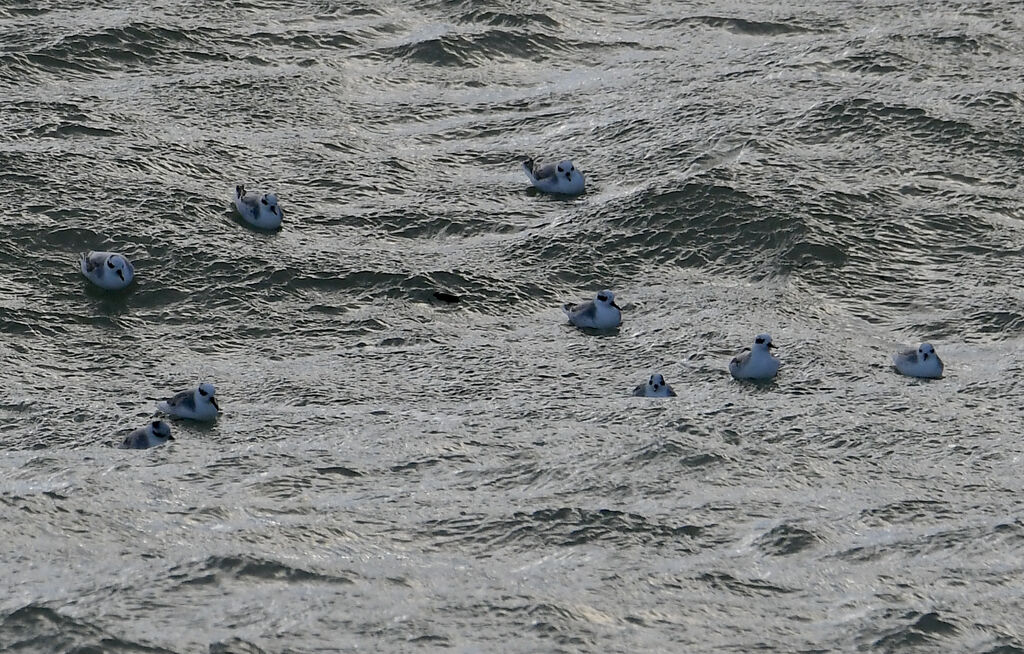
2,1,1024,651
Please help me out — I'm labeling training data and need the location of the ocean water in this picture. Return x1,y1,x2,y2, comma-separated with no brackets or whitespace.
2,0,1024,651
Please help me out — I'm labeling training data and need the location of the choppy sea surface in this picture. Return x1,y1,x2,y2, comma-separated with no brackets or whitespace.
2,1,1024,651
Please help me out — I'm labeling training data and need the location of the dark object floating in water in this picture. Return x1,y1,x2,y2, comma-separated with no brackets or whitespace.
314,466,363,478
433,291,461,303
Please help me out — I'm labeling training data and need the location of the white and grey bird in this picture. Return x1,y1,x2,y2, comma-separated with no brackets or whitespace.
79,251,134,290
521,158,585,195
119,420,174,449
729,333,780,380
892,342,944,378
156,382,220,421
563,289,622,330
633,373,677,398
232,185,283,230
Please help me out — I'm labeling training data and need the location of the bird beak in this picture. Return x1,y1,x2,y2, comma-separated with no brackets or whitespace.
167,434,175,441
211,397,220,411
116,269,124,281
922,353,928,360
611,302,621,310
767,343,776,349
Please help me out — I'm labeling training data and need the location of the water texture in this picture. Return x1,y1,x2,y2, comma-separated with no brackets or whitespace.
2,0,1024,651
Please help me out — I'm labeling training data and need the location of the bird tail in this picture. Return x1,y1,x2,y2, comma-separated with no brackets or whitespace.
521,159,537,183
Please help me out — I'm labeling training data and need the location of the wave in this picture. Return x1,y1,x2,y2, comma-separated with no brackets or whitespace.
423,506,703,552
210,637,270,654
175,554,355,586
361,29,569,67
871,611,959,650
681,15,815,36
754,523,821,556
0,604,174,653
36,23,230,70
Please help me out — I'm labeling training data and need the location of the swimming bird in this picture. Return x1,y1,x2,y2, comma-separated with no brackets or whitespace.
156,382,220,421
729,333,780,380
233,185,283,230
563,289,622,330
79,251,134,290
119,420,174,449
633,374,677,397
892,343,943,378
521,158,585,195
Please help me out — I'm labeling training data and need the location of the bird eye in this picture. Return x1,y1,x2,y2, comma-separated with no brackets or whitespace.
557,166,563,172
107,261,115,268
756,337,764,344
261,197,267,205
598,294,607,302
569,165,574,171
199,388,207,396
152,421,160,429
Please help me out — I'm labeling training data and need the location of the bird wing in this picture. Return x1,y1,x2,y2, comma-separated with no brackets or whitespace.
730,349,752,368
165,389,196,411
892,348,918,365
530,161,558,181
234,189,262,220
564,300,597,323
120,427,146,449
80,252,104,274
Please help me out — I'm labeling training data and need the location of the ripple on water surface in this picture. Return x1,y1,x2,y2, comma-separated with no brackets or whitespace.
2,0,1024,652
